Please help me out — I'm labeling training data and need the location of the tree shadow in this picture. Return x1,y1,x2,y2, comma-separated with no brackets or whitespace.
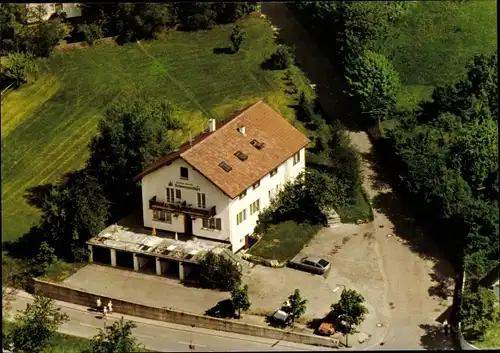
419,324,454,350
23,183,55,210
205,299,235,319
213,47,234,54
260,2,364,132
359,150,392,192
260,58,279,71
3,226,44,261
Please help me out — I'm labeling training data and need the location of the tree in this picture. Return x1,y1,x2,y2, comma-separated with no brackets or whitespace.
7,295,68,353
87,98,182,220
113,3,177,44
0,51,38,87
230,25,245,53
268,45,295,70
78,22,103,46
331,288,368,335
345,49,400,126
83,318,142,353
198,252,242,291
0,4,27,54
213,3,259,24
284,289,307,326
460,286,499,340
33,170,110,261
231,284,251,318
177,3,217,31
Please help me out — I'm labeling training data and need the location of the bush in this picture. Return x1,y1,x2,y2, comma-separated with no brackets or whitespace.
198,252,242,291
78,23,103,46
268,45,295,70
0,51,39,87
461,286,500,340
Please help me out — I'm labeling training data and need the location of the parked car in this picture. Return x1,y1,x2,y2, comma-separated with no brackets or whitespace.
289,254,330,274
271,309,292,326
316,321,336,336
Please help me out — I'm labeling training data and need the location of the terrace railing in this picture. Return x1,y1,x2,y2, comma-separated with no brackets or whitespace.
149,196,216,218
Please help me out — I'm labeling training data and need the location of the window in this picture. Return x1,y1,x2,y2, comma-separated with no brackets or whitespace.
239,189,247,200
166,188,175,203
202,218,221,230
250,139,265,150
269,188,276,201
197,193,206,208
236,209,247,225
153,210,172,223
234,151,248,161
250,199,260,215
253,181,260,189
175,189,182,200
219,161,232,172
293,151,301,165
270,168,278,177
180,167,189,179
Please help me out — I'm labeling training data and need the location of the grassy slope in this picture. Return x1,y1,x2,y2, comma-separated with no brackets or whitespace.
472,325,500,349
373,0,497,110
1,18,313,242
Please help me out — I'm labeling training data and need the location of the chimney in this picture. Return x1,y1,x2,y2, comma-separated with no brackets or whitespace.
237,126,246,136
208,119,216,132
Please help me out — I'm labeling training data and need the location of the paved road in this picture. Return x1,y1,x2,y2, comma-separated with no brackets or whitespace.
260,3,456,351
3,290,333,352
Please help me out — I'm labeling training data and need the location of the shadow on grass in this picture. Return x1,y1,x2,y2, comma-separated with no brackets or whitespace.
260,2,364,132
419,324,454,350
213,47,234,54
205,299,235,319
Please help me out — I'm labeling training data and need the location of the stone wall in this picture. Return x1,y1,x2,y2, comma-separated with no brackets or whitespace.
34,278,339,348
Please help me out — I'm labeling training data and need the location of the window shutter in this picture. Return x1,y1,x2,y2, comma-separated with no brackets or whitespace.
216,218,221,230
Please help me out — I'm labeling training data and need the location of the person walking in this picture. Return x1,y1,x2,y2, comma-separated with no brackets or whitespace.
96,297,102,312
103,306,108,320
107,300,113,314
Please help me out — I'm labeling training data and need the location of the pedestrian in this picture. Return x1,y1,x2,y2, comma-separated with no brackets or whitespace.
444,324,449,335
107,300,113,314
103,306,108,319
96,297,102,311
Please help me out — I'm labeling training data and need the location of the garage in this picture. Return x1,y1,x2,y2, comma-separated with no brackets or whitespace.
157,258,179,278
116,250,134,270
182,262,201,282
92,246,111,265
135,254,156,274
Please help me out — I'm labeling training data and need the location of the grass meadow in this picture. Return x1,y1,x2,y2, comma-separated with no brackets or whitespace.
1,17,313,242
373,0,497,110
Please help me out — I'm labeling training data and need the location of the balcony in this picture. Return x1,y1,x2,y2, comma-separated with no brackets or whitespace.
149,196,216,218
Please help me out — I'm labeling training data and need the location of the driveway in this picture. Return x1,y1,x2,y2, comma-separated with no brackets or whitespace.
260,3,456,350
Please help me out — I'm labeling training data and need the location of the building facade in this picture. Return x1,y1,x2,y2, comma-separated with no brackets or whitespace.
25,3,82,23
135,101,310,253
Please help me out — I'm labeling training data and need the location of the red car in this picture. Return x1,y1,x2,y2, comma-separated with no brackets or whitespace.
317,322,336,336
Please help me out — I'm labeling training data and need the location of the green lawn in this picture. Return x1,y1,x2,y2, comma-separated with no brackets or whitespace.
472,325,500,349
373,0,497,109
1,18,313,242
248,221,321,262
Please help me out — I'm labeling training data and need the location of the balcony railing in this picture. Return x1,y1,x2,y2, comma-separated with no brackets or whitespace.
149,196,216,218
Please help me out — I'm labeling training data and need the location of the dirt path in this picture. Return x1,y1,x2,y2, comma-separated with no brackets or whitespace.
261,3,456,350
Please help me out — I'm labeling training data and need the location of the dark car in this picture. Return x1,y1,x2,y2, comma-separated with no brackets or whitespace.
289,254,330,275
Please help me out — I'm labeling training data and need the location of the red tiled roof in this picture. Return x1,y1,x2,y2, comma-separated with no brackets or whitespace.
134,101,310,199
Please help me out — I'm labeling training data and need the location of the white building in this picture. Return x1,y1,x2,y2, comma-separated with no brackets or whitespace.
134,101,310,253
25,3,82,23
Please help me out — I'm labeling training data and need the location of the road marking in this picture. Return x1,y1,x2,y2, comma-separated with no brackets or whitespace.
178,341,207,347
79,323,98,328
135,334,155,339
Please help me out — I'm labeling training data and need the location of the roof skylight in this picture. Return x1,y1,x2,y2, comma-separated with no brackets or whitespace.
219,161,233,172
234,151,248,161
250,139,265,150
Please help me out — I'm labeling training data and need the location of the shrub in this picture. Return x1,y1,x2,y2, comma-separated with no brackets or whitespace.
268,45,295,70
0,51,38,87
230,25,245,53
198,252,242,291
78,23,103,46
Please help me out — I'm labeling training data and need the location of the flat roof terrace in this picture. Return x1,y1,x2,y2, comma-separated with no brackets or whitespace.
87,224,228,264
